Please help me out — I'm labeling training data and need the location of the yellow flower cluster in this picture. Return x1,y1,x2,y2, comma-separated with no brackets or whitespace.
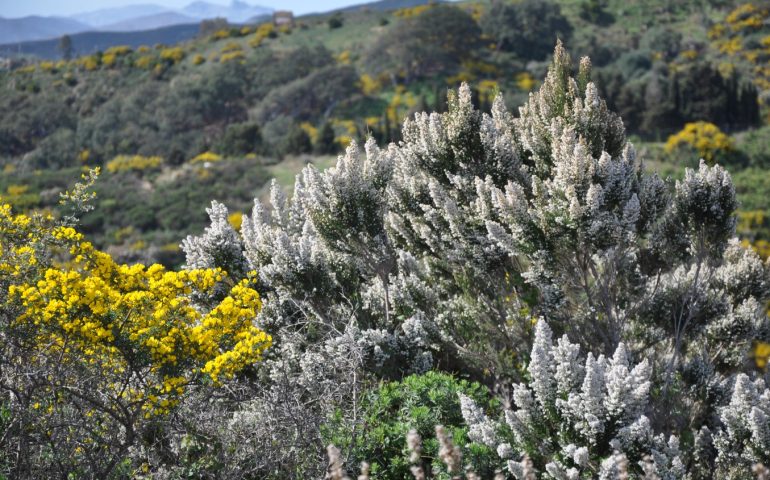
725,3,767,31
394,4,433,18
106,154,163,173
104,45,132,56
220,51,245,63
190,151,223,164
2,203,271,417
160,47,185,64
249,23,276,48
753,341,770,369
664,121,733,164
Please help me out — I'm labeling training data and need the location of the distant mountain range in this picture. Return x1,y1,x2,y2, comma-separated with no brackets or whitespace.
0,0,439,58
0,1,273,44
0,16,92,44
0,23,204,59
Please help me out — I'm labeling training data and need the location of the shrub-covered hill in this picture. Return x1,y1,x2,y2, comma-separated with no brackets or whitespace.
1,0,770,264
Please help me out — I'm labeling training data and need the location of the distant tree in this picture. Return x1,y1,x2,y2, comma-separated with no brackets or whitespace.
365,5,481,84
217,122,263,156
58,34,73,61
579,0,614,25
199,17,229,37
314,121,337,155
639,26,682,61
328,14,344,29
252,65,358,124
283,124,313,156
480,0,572,60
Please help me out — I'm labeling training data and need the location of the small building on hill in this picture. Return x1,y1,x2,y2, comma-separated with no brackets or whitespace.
273,11,294,27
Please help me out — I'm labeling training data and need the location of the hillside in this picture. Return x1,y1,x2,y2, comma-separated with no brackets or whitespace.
0,0,769,266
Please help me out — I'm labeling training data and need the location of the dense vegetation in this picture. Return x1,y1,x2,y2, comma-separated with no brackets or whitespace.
2,1,770,478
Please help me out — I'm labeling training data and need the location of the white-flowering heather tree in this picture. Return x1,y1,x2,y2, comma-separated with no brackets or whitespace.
182,42,770,476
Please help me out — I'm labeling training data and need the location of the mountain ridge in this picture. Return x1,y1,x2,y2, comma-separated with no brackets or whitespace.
0,15,92,44
0,1,273,44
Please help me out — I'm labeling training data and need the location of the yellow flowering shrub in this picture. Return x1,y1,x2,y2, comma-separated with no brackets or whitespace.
394,4,432,17
79,55,99,71
0,197,271,475
664,121,734,164
359,73,381,95
192,53,206,65
228,211,243,231
102,53,117,67
160,47,185,64
190,151,223,164
212,29,231,40
515,72,537,92
135,55,155,69
336,135,352,149
249,22,275,48
726,3,767,31
105,45,132,56
2,205,271,407
337,50,351,65
753,341,770,369
221,41,242,53
106,154,163,173
6,184,29,196
220,50,245,63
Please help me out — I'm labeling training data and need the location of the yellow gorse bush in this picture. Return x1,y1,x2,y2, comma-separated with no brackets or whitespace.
159,47,185,64
105,154,163,173
664,121,733,164
1,203,271,418
190,151,223,164
754,341,770,369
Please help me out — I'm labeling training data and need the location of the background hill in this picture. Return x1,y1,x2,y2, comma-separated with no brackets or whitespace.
0,1,273,45
1,0,769,266
0,16,92,44
0,23,204,59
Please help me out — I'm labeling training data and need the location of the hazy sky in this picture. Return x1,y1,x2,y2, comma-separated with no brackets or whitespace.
0,0,362,18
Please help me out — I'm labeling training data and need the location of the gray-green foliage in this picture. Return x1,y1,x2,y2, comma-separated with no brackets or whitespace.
184,43,770,476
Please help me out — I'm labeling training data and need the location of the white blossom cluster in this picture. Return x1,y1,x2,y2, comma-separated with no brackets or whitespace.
181,200,250,280
460,320,686,479
713,374,770,478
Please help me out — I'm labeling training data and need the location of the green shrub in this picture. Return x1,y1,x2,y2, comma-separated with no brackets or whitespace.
323,372,499,479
